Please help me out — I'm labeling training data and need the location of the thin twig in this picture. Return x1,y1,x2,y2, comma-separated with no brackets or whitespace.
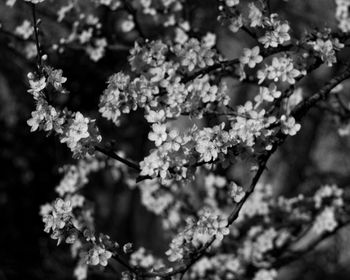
95,145,141,172
241,26,258,41
30,3,42,69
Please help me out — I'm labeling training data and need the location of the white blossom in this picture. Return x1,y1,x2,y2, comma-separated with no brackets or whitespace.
15,20,33,39
313,207,338,234
24,0,45,4
148,124,167,146
240,46,263,68
229,182,245,203
86,245,113,266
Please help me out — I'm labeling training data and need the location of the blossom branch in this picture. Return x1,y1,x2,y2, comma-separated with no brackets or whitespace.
274,221,350,268
137,63,350,279
20,1,350,279
183,44,293,84
229,62,350,230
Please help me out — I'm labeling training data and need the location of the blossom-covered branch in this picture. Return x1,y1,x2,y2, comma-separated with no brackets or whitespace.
6,0,350,279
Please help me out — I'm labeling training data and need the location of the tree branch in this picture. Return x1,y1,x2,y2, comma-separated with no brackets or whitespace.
182,44,293,84
292,65,350,121
136,62,350,279
95,145,141,172
30,3,42,69
274,221,350,268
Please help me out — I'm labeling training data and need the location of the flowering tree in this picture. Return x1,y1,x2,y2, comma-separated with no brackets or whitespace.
2,0,350,279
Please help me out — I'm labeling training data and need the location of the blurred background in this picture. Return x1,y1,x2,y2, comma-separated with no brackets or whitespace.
1,0,350,279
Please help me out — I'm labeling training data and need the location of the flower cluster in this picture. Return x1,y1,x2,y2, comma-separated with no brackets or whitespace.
241,226,281,263
139,122,237,182
313,207,338,234
92,0,121,10
189,254,243,279
239,183,272,219
13,1,350,280
166,210,229,262
15,20,33,39
335,0,350,32
24,0,45,4
253,269,278,280
53,13,107,61
130,247,164,270
314,184,344,209
174,38,217,72
27,67,102,157
312,185,344,234
137,0,184,27
42,198,74,244
309,36,344,66
255,84,282,104
138,179,174,215
99,40,228,126
40,157,102,245
257,56,303,85
55,156,102,196
39,154,130,278
181,181,347,279
224,0,239,8
229,182,245,203
248,3,263,27
229,101,276,148
258,15,291,48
